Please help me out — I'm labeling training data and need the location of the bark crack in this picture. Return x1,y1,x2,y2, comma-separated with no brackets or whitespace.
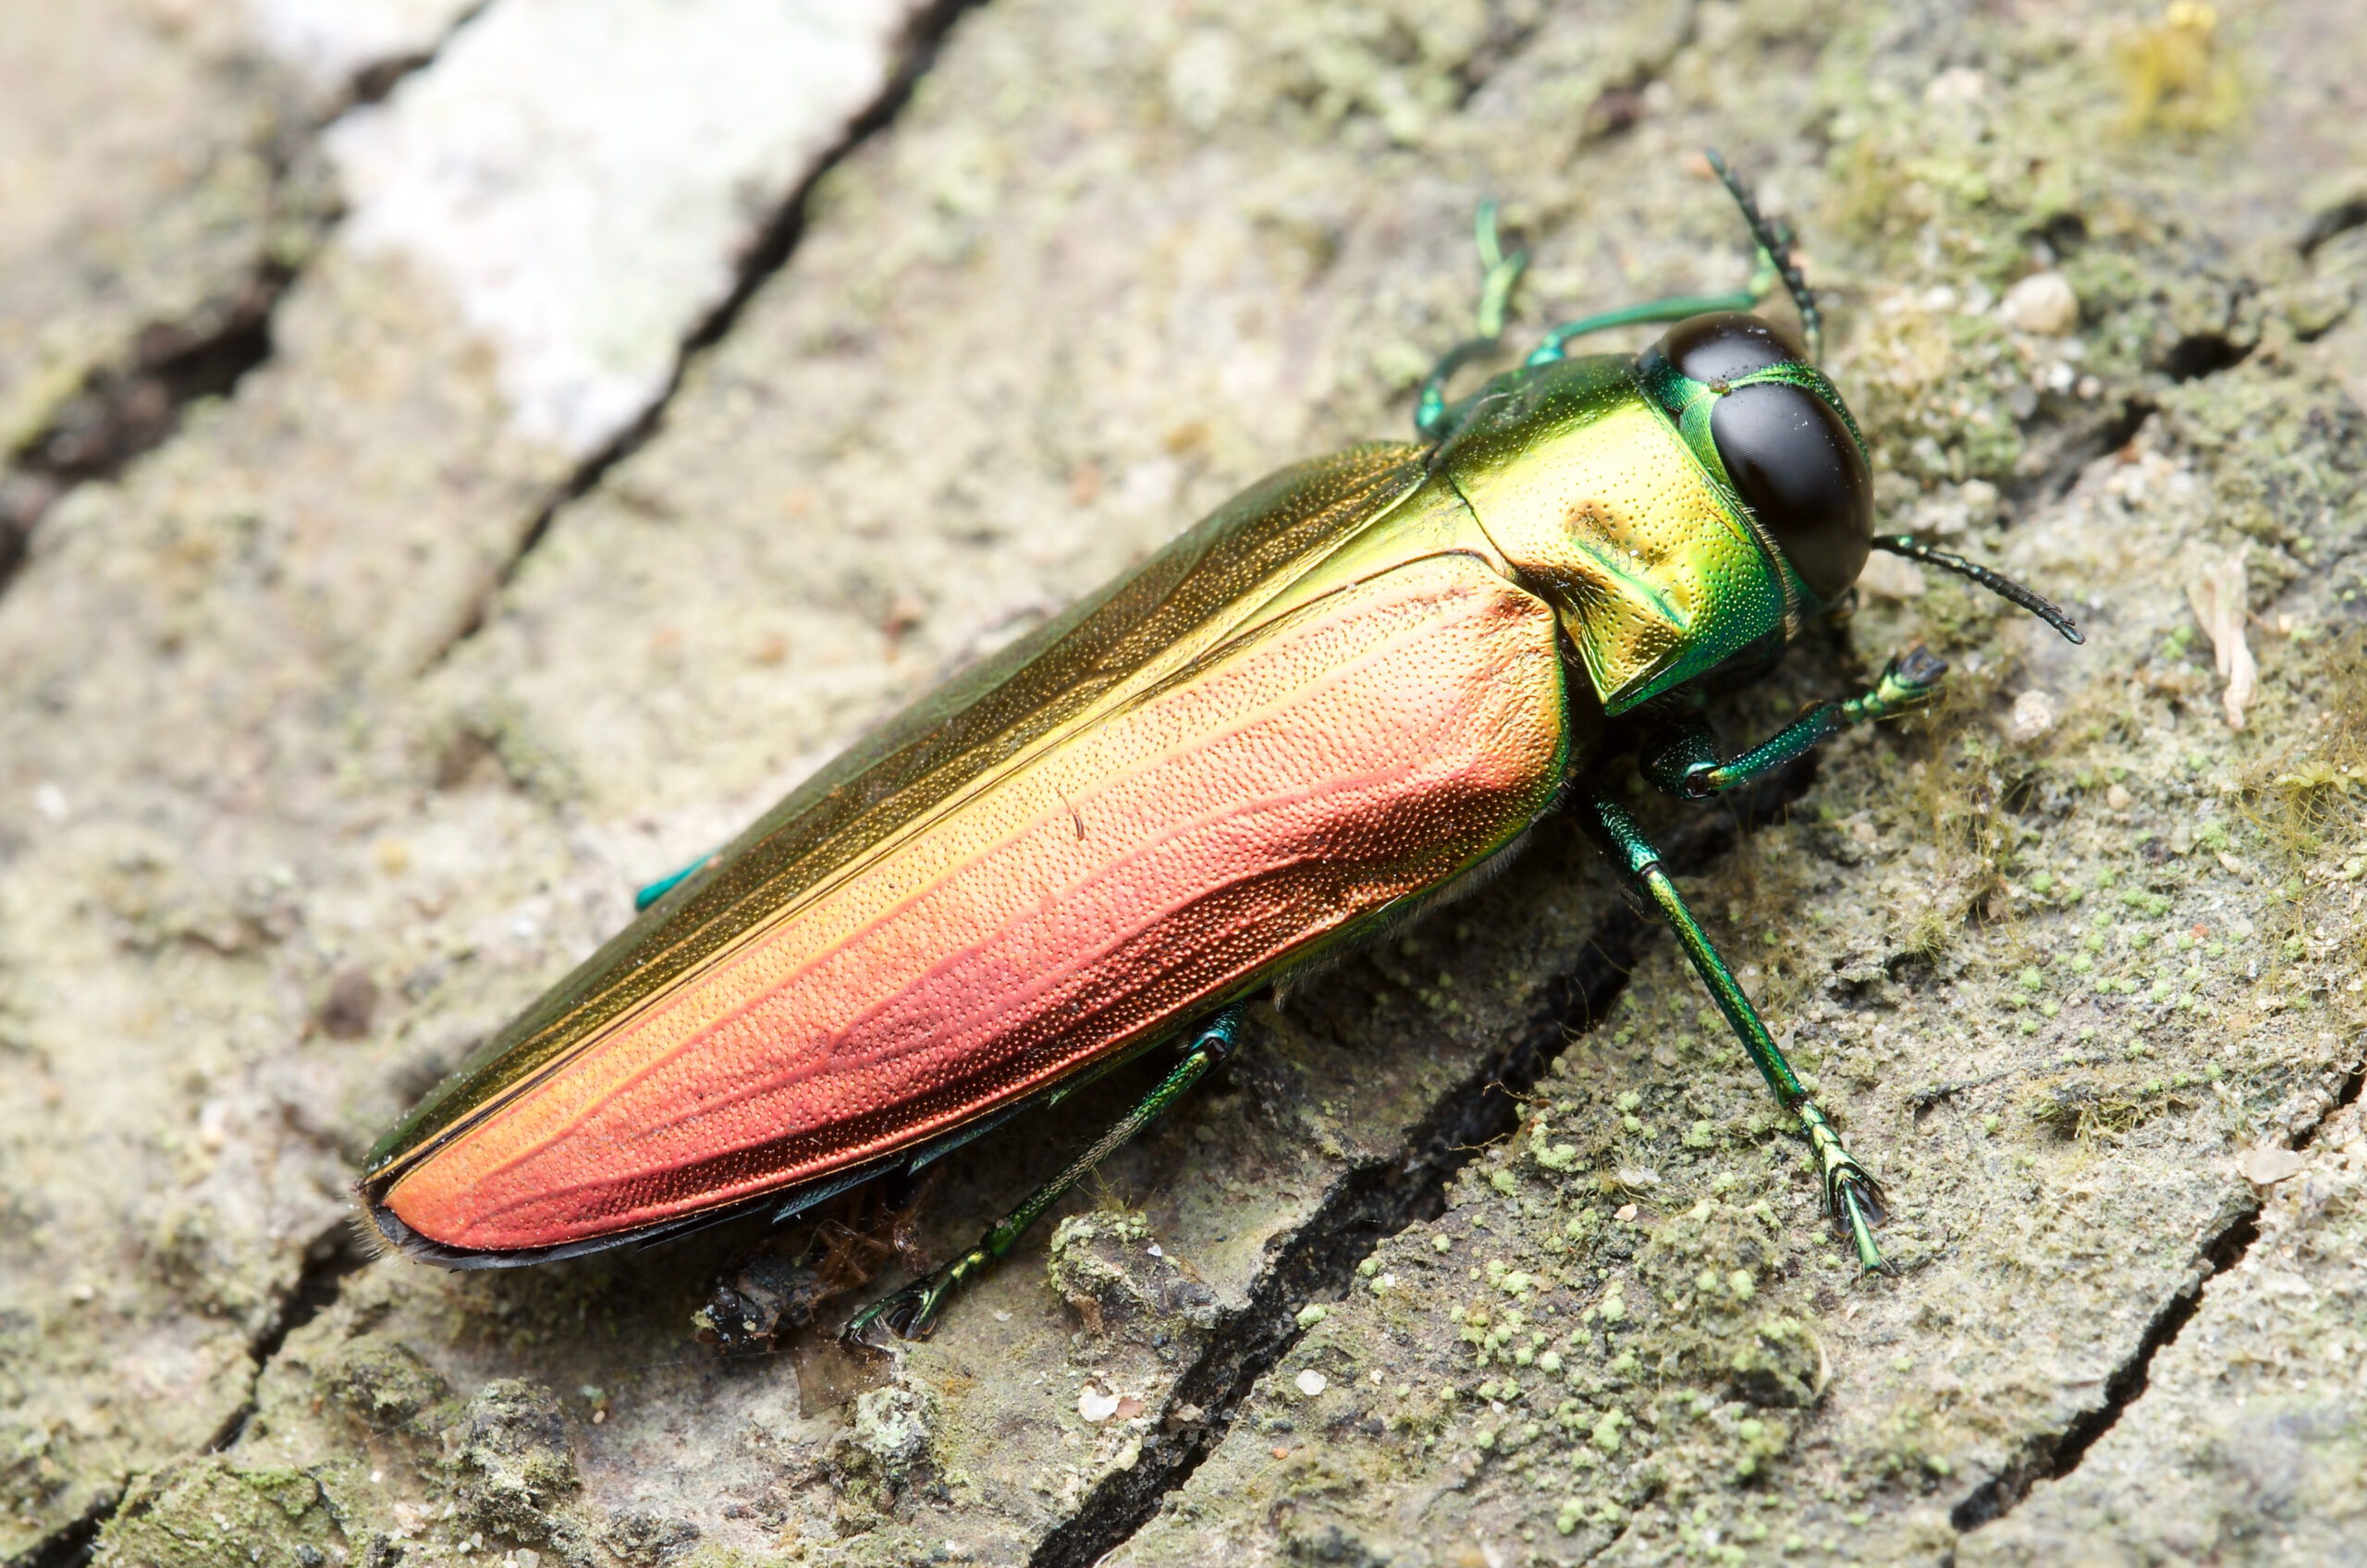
1948,1060,2364,1535
2300,193,2367,258
1945,1201,2261,1535
0,239,301,596
423,0,990,671
340,2,496,110
1033,766,1816,1568
2,1488,118,1568
209,1220,379,1455
0,5,489,598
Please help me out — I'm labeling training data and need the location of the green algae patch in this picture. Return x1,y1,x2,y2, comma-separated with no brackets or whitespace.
92,1460,344,1568
322,1337,454,1437
448,1379,585,1550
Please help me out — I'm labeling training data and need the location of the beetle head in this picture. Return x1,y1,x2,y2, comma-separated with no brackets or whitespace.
1637,312,1872,614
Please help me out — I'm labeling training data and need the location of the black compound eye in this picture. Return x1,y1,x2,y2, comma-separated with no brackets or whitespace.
1708,380,1872,604
1659,311,1807,389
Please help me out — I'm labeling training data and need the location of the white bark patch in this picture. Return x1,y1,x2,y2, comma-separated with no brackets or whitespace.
325,0,923,457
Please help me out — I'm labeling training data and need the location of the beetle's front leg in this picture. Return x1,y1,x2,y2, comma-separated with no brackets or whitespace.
845,1007,1247,1342
1639,645,1947,800
1583,791,1889,1272
1414,202,1529,441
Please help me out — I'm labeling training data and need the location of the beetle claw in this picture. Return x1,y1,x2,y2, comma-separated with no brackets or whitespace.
1794,1097,1891,1273
844,1278,941,1345
1893,643,1948,689
844,1246,994,1344
1828,1167,1893,1275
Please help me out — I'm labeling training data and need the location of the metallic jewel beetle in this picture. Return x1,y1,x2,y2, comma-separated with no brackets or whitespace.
358,154,2080,1338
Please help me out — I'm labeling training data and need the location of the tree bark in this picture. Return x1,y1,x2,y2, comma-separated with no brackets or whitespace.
4,2,2363,1565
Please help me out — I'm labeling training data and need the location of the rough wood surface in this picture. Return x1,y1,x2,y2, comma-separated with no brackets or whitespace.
3,3,2363,1566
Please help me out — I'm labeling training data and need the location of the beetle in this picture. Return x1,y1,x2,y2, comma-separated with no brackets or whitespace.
358,154,2080,1339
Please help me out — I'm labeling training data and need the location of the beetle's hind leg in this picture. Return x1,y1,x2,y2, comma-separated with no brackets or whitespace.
845,1006,1249,1342
1582,790,1890,1272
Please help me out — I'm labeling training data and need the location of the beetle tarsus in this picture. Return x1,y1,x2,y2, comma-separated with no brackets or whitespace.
1638,646,1949,802
1797,1096,1890,1273
1835,1175,1891,1275
1889,643,1949,692
1844,646,1949,724
845,1248,986,1343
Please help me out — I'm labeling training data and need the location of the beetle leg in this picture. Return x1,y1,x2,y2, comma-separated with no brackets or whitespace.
844,1006,1249,1342
1520,215,1785,369
1417,179,1807,435
632,851,712,912
1520,289,1763,371
1415,202,1530,441
1418,239,1757,434
1639,646,1948,800
1583,791,1891,1273
1521,152,1830,368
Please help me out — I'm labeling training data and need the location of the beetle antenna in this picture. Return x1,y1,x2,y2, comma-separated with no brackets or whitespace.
1703,150,1821,362
1872,535,2086,644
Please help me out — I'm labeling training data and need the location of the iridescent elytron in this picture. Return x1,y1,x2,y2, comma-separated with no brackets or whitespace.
359,154,2081,1337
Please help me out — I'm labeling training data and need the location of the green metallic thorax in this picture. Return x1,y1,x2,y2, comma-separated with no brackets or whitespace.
1431,354,1805,715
